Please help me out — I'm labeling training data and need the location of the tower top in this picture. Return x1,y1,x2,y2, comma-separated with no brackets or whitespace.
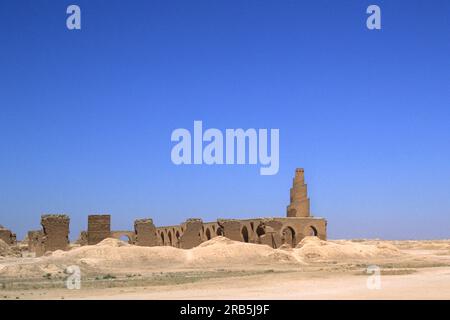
287,168,310,217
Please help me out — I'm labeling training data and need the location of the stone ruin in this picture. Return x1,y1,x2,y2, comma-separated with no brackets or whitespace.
0,225,16,245
134,219,157,246
28,230,44,256
87,214,111,245
41,214,70,252
3,168,327,255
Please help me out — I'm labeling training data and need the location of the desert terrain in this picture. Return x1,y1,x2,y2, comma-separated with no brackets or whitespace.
1,236,450,299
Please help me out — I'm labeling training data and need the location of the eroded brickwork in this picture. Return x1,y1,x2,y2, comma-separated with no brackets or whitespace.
28,230,45,256
134,219,157,246
41,214,70,252
87,215,111,245
0,225,16,245
178,218,203,249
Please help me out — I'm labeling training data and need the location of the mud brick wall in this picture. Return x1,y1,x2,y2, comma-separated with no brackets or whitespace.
217,219,242,241
76,231,88,246
41,215,70,252
134,219,157,246
179,218,203,249
87,215,111,245
28,230,45,256
258,220,283,248
0,226,16,245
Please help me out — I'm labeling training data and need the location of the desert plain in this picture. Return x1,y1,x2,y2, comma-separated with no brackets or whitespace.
1,236,450,300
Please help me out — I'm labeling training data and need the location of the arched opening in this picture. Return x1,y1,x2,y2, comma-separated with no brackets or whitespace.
241,226,249,243
160,232,165,245
282,227,296,247
119,235,131,243
250,222,254,231
308,226,318,237
175,230,180,247
205,228,212,240
256,225,265,237
216,227,224,236
168,231,173,246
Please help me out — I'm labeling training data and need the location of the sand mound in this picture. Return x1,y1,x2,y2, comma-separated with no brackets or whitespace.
96,238,131,247
189,237,300,265
197,236,236,247
45,236,300,269
0,237,408,279
0,237,303,278
0,263,65,278
295,236,402,261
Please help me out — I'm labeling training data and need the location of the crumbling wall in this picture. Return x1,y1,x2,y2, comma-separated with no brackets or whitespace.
134,219,157,246
256,220,283,248
202,223,218,241
75,231,88,246
28,230,45,256
87,214,111,245
41,214,70,252
217,219,242,241
110,231,135,243
0,225,16,245
178,218,203,249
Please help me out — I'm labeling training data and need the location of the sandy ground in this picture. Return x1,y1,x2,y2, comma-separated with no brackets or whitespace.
1,237,449,300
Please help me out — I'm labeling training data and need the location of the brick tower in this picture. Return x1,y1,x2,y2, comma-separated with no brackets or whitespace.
287,168,310,217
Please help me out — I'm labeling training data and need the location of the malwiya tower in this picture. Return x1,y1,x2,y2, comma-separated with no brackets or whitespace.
287,168,310,217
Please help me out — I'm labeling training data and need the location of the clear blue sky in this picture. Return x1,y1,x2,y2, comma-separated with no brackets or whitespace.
0,1,449,240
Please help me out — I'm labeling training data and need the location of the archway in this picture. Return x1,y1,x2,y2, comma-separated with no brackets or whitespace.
241,226,249,243
205,228,212,240
168,231,173,246
282,226,296,247
308,226,318,237
160,232,165,245
110,231,135,244
216,227,224,236
256,225,265,237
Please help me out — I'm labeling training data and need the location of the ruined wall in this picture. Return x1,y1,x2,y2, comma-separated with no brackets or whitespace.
134,219,157,246
287,168,311,218
87,214,111,245
217,219,242,241
202,223,220,241
28,230,45,256
178,218,203,249
15,167,327,251
154,215,326,249
0,225,16,245
110,231,136,244
41,214,70,252
257,219,283,248
75,231,88,246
